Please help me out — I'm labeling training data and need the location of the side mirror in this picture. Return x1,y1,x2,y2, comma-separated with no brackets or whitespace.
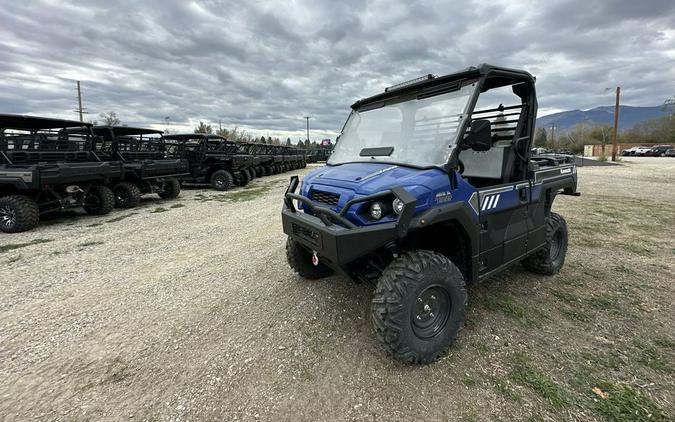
467,119,492,152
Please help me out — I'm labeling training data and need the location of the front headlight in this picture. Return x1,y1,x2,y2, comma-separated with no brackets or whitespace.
392,198,404,214
369,202,383,220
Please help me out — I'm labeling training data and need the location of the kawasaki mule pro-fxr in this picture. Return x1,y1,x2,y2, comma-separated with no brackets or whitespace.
282,64,579,363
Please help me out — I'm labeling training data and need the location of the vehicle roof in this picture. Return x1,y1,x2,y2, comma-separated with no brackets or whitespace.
164,133,225,140
351,63,535,110
93,126,163,136
0,114,93,130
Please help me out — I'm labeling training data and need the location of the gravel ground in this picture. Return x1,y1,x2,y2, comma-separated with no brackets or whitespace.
1,157,673,421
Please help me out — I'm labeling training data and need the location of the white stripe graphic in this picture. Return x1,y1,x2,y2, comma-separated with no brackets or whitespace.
492,194,500,209
486,195,495,210
481,195,489,210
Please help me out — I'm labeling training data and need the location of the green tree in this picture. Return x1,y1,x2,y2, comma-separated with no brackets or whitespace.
534,127,547,147
194,121,213,134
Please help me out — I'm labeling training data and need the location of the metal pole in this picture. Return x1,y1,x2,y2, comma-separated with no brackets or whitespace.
550,124,555,150
611,87,620,161
76,81,84,122
305,116,310,142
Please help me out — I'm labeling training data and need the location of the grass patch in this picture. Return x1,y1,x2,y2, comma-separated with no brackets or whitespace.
591,381,668,422
493,381,522,402
78,240,104,248
509,352,569,409
462,375,478,387
225,186,271,202
169,203,185,209
619,242,653,256
151,207,169,213
632,340,674,373
551,289,581,304
561,308,591,323
586,294,619,310
87,223,104,228
0,238,53,253
106,212,138,223
481,294,544,327
197,186,272,203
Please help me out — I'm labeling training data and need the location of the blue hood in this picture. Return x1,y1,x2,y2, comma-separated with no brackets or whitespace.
304,162,444,195
299,162,456,225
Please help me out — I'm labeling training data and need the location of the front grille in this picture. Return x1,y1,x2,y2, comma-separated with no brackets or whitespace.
310,190,340,206
292,223,320,247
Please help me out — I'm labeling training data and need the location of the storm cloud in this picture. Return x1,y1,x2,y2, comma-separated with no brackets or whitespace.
1,0,673,139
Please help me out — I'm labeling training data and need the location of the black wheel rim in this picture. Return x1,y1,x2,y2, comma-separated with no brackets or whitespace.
550,229,563,261
84,194,101,209
0,205,16,228
115,189,129,206
411,285,451,339
214,176,226,188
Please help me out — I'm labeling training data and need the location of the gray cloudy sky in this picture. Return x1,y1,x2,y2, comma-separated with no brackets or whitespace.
1,0,674,140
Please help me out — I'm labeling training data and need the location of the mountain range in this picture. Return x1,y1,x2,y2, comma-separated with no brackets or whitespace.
536,105,668,132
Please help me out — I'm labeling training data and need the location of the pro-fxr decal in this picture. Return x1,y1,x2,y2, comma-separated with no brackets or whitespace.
481,194,501,211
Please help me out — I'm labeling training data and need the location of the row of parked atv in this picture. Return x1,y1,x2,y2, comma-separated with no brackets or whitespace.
0,114,309,233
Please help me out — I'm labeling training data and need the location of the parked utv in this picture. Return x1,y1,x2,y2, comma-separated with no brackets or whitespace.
282,64,579,363
164,134,253,190
0,115,120,233
90,126,188,208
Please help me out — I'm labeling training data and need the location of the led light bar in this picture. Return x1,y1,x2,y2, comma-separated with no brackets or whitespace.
385,74,437,92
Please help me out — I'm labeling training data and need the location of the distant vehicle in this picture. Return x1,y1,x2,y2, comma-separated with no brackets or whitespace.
631,146,654,156
644,145,673,157
621,146,645,156
665,148,675,157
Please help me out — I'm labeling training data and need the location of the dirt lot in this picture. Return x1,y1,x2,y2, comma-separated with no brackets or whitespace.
1,157,673,421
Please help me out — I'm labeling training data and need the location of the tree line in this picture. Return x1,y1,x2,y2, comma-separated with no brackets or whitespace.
534,98,675,152
193,121,328,149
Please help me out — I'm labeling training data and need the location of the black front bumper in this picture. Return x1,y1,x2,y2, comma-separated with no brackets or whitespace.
281,176,416,268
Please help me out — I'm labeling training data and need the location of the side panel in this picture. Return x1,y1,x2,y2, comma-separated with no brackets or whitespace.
477,182,529,274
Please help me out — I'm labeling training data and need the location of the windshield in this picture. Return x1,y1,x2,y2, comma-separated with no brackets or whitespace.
328,83,476,167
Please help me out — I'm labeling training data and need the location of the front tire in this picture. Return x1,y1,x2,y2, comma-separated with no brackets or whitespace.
521,212,568,275
158,178,181,199
286,237,334,280
113,182,142,208
371,250,467,364
210,170,234,191
83,185,115,215
0,195,40,233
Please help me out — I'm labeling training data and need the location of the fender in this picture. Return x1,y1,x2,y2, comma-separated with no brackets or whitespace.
408,201,481,282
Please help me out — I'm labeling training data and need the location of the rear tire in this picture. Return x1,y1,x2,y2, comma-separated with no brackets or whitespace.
521,212,568,275
247,167,256,180
0,195,40,233
286,237,334,280
210,170,234,191
236,169,251,187
112,182,142,208
371,250,467,364
83,185,115,215
158,178,181,199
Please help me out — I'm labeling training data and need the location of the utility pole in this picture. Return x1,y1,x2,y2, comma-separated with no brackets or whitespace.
611,87,621,161
304,116,310,142
219,119,222,132
550,124,555,150
74,81,88,122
